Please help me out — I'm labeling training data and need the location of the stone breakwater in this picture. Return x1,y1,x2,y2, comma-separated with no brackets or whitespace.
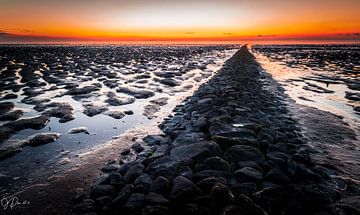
72,46,358,215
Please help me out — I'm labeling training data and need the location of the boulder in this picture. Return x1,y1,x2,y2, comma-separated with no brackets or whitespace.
223,145,265,164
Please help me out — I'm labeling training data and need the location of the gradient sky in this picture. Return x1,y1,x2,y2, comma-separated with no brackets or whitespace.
0,0,359,43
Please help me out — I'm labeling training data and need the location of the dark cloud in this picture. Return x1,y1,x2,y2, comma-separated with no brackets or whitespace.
223,33,233,35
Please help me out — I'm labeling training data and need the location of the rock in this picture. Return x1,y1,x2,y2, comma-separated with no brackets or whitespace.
105,110,125,119
67,85,99,95
223,145,265,164
234,167,263,182
90,185,116,199
121,148,131,156
95,196,112,210
42,102,74,123
172,132,206,147
155,78,181,87
178,166,194,179
170,141,221,162
265,168,290,184
193,170,231,182
124,193,146,211
211,183,234,207
117,86,155,99
105,184,133,209
141,205,169,215
170,176,196,201
150,176,171,196
0,146,22,160
203,157,231,172
27,132,61,147
132,143,145,153
0,110,23,121
101,164,119,172
146,156,176,180
213,136,259,150
0,102,14,115
134,173,153,189
196,177,227,193
69,127,89,134
83,104,108,117
106,92,136,106
72,199,95,214
124,164,145,183
124,110,134,115
1,93,18,100
143,135,163,146
3,115,49,131
145,192,170,205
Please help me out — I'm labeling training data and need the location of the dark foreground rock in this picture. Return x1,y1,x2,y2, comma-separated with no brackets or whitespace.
74,46,358,215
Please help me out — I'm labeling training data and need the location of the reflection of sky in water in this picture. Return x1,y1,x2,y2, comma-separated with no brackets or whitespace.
252,45,359,136
0,47,237,195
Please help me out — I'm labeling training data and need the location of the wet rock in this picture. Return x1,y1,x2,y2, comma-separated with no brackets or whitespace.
178,166,194,179
3,115,49,131
146,156,176,180
0,110,23,121
134,173,153,189
203,157,231,172
1,93,18,100
83,104,108,117
170,176,196,201
132,143,145,153
121,148,131,156
141,205,169,215
69,127,90,134
211,183,234,207
105,184,133,209
90,185,116,199
0,146,22,160
143,97,169,119
143,135,163,146
0,102,15,115
104,110,125,119
67,85,99,95
223,145,265,164
170,141,221,162
265,168,290,184
172,132,206,147
72,199,95,214
106,92,135,106
196,177,227,193
124,193,146,211
155,78,181,87
145,192,170,205
124,110,134,115
117,86,155,99
27,132,61,147
234,167,263,182
43,102,75,123
124,163,145,183
150,176,171,196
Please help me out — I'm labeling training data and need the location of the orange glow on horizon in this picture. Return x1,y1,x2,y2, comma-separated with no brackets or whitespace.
1,0,359,44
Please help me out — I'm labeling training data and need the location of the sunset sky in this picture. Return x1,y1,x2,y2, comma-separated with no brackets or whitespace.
0,0,359,43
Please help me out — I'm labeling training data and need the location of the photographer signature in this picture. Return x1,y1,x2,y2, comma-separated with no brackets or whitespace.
1,196,30,210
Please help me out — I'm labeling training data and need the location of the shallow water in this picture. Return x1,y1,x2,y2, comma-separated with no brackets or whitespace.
252,44,360,183
0,45,238,194
252,44,360,134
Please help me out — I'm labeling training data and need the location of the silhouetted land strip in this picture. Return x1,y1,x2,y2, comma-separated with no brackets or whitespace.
73,46,360,215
